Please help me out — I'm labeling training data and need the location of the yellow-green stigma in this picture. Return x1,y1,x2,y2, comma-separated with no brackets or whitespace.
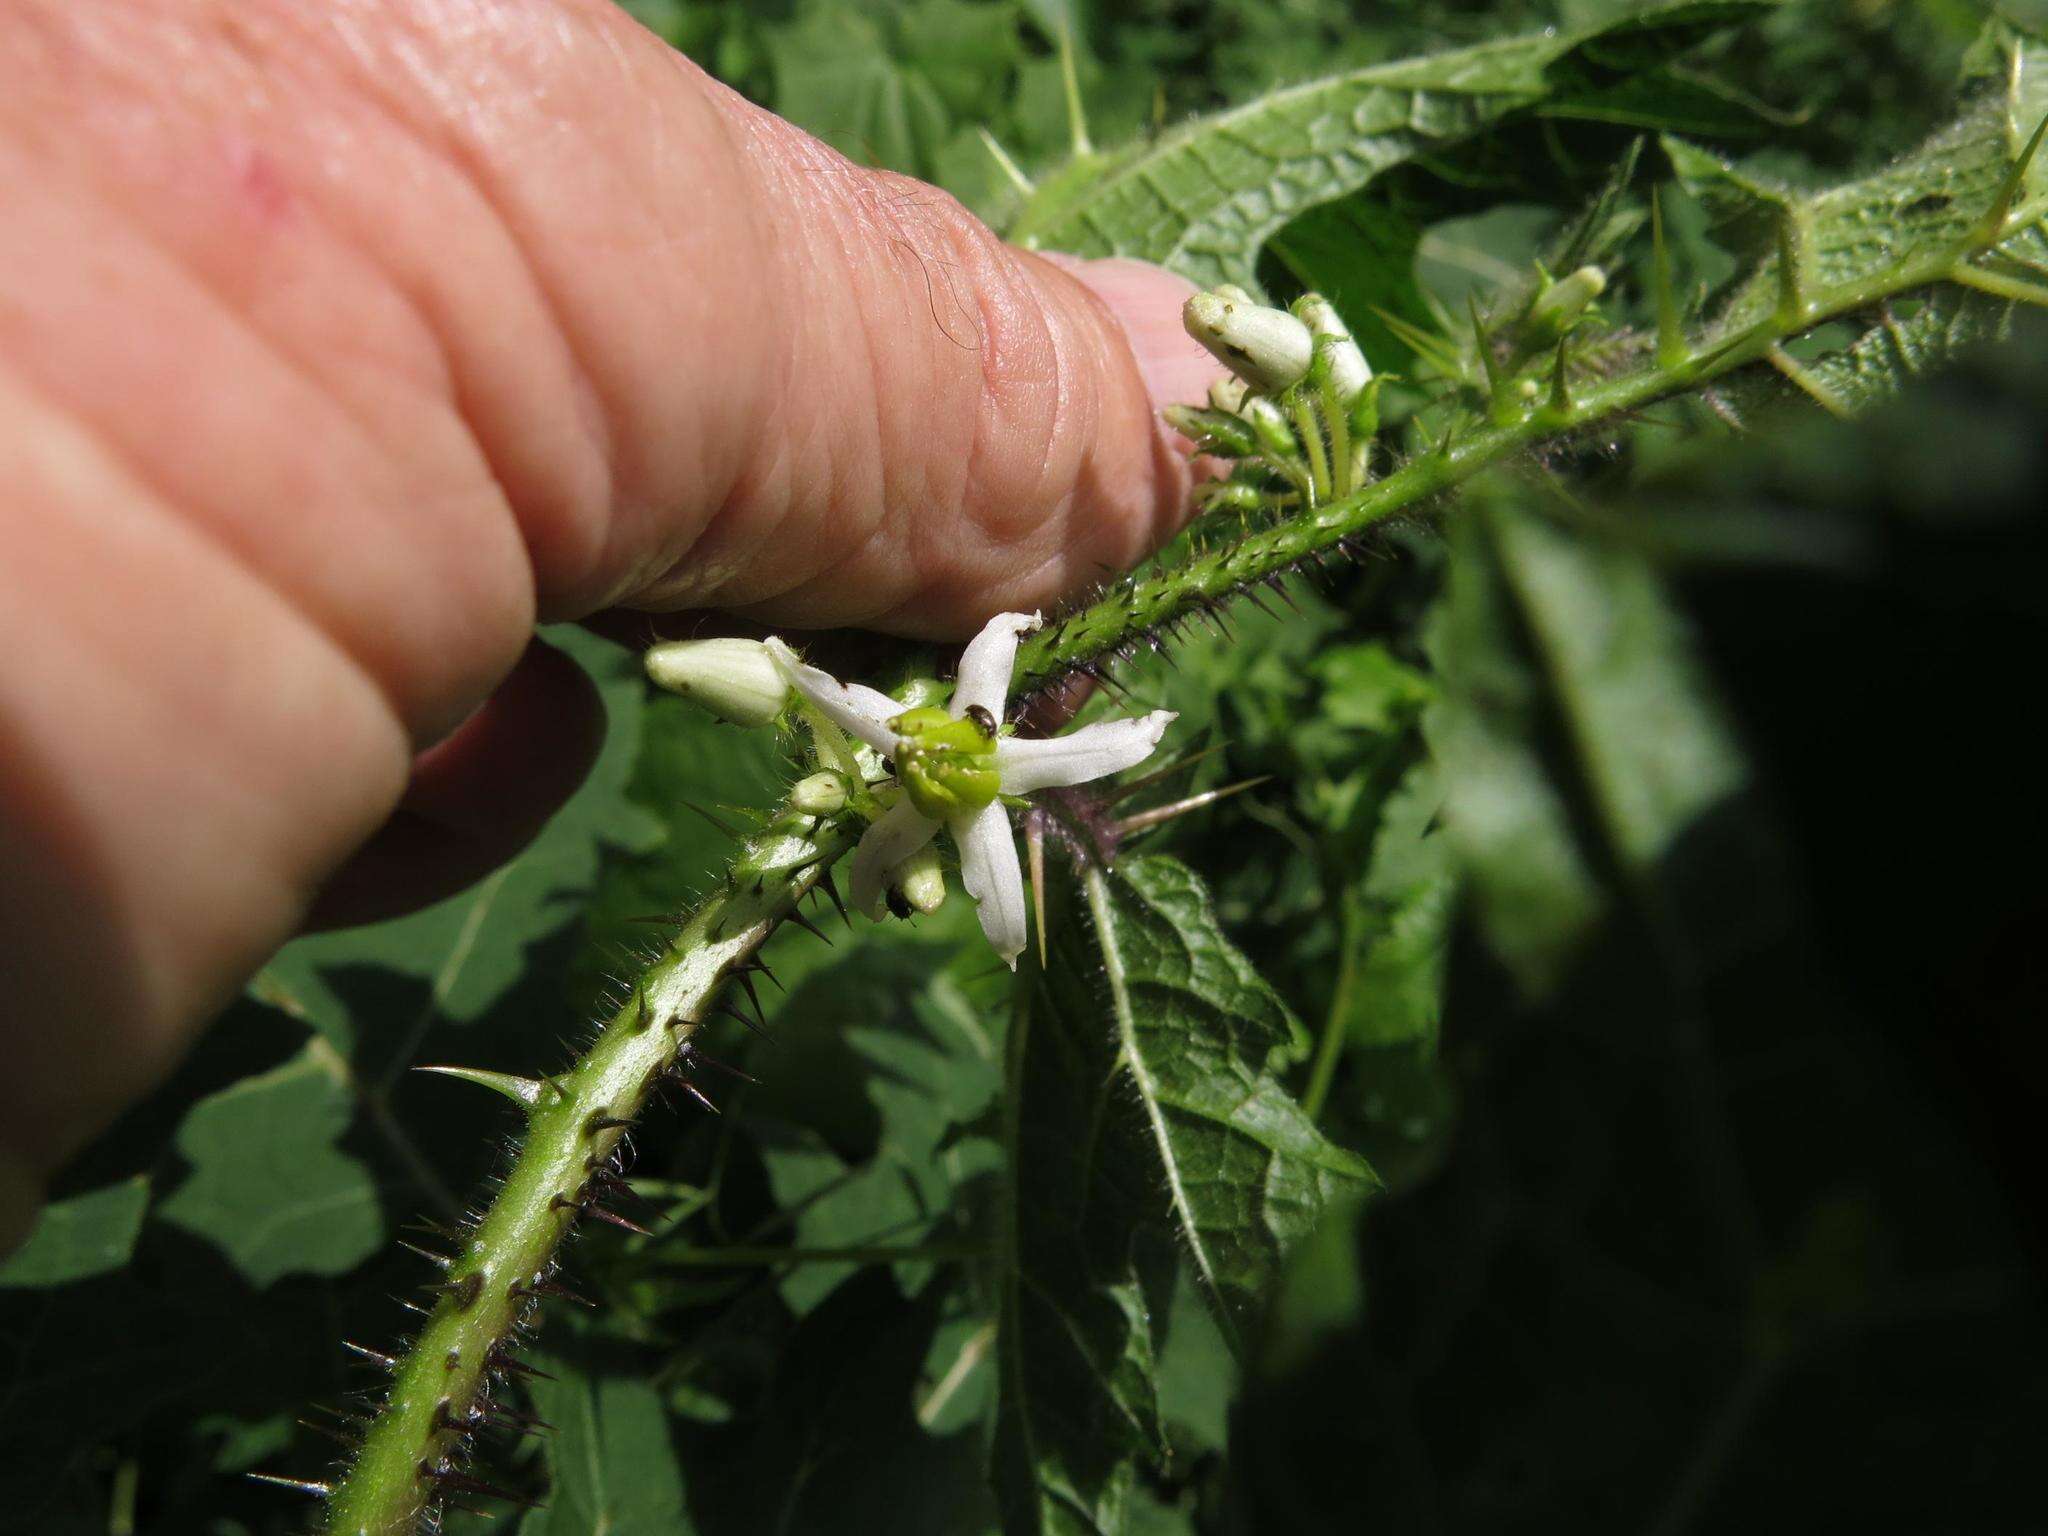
891,705,1001,820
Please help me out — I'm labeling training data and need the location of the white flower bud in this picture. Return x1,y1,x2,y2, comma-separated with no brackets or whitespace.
889,842,948,917
1294,292,1371,403
644,637,789,727
1183,291,1314,393
1208,375,1249,413
789,771,848,815
1207,370,1297,456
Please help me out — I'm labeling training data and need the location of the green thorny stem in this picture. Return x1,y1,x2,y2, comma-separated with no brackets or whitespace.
315,158,2046,1532
320,797,859,1535
1009,186,2048,701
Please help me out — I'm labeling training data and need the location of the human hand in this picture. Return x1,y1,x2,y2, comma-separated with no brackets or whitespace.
0,0,1220,1249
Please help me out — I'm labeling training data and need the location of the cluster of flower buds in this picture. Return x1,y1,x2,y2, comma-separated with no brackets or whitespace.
1180,284,1373,403
1170,283,1382,500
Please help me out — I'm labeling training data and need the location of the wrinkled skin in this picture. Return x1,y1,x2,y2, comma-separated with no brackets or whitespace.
0,0,1223,1251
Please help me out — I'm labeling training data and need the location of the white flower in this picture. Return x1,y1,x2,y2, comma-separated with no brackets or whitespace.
765,613,1175,968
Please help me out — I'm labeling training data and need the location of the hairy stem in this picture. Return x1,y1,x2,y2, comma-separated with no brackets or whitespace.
1301,891,1364,1123
323,801,859,1536
1013,206,2046,698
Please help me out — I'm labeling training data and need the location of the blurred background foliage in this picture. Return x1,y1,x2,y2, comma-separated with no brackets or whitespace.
4,1,2045,1532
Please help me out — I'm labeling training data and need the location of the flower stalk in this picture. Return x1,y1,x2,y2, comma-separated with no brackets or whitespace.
1011,186,2048,699
320,795,858,1536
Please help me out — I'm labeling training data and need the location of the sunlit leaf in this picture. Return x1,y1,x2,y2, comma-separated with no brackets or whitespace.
1007,1,1771,288
994,856,1372,1534
1670,22,2048,419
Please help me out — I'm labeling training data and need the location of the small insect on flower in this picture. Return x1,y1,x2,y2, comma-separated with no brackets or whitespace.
765,613,1174,967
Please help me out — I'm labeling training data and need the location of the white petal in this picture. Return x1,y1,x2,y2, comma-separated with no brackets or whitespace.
764,638,902,754
951,611,1040,722
953,802,1027,969
995,710,1177,794
849,797,940,920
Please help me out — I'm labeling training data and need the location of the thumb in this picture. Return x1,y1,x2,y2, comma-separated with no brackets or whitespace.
0,0,1225,1241
308,0,1229,635
501,50,1229,636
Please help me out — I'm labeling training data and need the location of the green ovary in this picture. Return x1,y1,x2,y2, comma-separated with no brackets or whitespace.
891,706,1001,820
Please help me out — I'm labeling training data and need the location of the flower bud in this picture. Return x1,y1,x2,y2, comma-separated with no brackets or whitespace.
1183,291,1314,393
1162,404,1259,457
1525,265,1606,342
1207,374,1297,457
1200,479,1267,515
644,637,789,727
1294,292,1371,403
1207,375,1249,413
888,842,948,918
789,771,848,815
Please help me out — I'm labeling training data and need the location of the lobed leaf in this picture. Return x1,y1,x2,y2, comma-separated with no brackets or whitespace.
157,1044,382,1286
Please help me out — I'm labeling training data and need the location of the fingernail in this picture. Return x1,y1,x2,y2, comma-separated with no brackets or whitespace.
1043,254,1230,413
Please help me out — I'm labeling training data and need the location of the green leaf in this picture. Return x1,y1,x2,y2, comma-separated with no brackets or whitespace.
1723,284,2021,421
528,1361,692,1536
764,0,1019,180
716,1270,999,1534
1327,763,1458,1188
1082,858,1374,1331
1007,1,1770,288
0,1175,150,1288
745,932,1005,1314
1347,763,1454,1039
1540,63,1781,137
994,856,1372,1535
1264,191,1432,377
1424,493,1747,996
1661,21,2048,419
995,951,1170,1536
156,1043,382,1286
1154,1270,1236,1454
572,687,787,1007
